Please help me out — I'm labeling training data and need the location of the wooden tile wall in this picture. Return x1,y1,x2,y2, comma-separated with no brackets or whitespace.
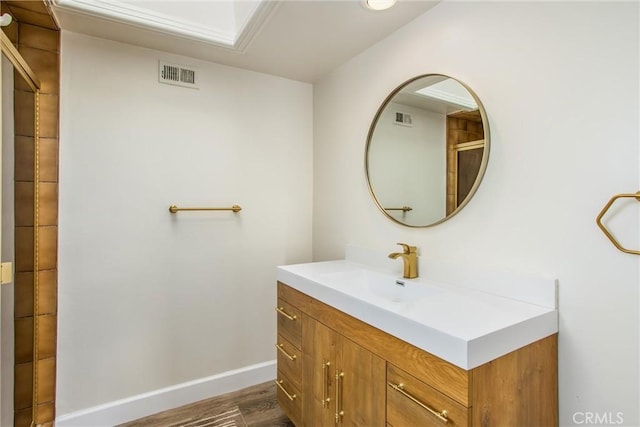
3,1,59,426
446,111,484,215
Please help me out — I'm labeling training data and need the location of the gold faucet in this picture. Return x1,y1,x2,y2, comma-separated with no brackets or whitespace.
388,243,418,279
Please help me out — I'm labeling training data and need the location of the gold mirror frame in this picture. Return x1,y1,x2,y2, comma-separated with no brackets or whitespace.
1,30,42,425
365,74,490,228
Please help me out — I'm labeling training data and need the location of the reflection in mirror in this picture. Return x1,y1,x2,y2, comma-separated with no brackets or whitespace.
1,52,20,427
366,74,489,227
1,33,40,426
2,50,36,427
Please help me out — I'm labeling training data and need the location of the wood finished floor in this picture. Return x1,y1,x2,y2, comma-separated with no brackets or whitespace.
118,381,294,427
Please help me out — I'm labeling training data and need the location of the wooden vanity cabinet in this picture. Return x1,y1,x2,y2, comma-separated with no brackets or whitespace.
275,298,303,426
303,315,386,427
276,282,558,427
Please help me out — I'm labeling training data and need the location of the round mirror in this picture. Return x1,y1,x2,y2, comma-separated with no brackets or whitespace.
365,74,490,227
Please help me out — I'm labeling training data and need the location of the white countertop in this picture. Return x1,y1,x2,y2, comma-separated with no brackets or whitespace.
277,249,558,370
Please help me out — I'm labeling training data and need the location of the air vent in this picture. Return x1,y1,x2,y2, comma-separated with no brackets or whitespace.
159,61,199,89
394,112,412,127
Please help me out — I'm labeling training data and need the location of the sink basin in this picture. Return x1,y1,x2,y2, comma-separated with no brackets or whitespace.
277,252,558,369
319,269,442,304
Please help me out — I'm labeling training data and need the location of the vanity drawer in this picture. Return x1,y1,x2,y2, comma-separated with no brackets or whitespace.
276,334,302,389
276,298,302,347
275,375,302,426
387,363,469,427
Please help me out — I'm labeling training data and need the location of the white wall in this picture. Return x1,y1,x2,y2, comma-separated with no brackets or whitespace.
313,2,639,426
58,32,313,416
369,101,446,225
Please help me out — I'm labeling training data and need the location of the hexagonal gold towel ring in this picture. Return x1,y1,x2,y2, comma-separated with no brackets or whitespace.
596,191,640,255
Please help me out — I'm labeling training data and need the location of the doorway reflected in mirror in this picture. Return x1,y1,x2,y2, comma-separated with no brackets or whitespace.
366,74,490,227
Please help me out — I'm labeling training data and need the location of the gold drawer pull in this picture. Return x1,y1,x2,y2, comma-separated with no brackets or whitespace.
335,370,344,423
276,306,297,321
388,382,448,423
275,343,297,361
275,379,297,401
322,361,331,408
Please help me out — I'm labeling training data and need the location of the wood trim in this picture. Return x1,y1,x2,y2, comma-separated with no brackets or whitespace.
278,282,471,407
0,30,40,91
453,140,485,151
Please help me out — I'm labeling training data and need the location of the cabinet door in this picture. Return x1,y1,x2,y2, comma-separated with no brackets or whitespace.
335,335,386,427
302,315,336,427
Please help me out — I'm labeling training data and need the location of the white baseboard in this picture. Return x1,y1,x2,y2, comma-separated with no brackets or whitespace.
55,360,277,427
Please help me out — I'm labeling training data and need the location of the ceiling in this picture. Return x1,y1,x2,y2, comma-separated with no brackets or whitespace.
48,0,439,83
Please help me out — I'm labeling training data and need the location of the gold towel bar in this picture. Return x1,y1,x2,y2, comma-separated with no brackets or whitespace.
385,206,413,212
169,205,242,214
596,191,640,255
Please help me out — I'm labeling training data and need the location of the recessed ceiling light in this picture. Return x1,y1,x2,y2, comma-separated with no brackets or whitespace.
365,0,397,11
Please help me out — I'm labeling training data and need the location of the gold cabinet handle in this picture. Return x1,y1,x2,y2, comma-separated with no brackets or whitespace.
322,361,331,408
275,306,297,321
596,191,640,255
275,379,297,401
335,370,344,423
275,343,297,361
388,382,448,423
